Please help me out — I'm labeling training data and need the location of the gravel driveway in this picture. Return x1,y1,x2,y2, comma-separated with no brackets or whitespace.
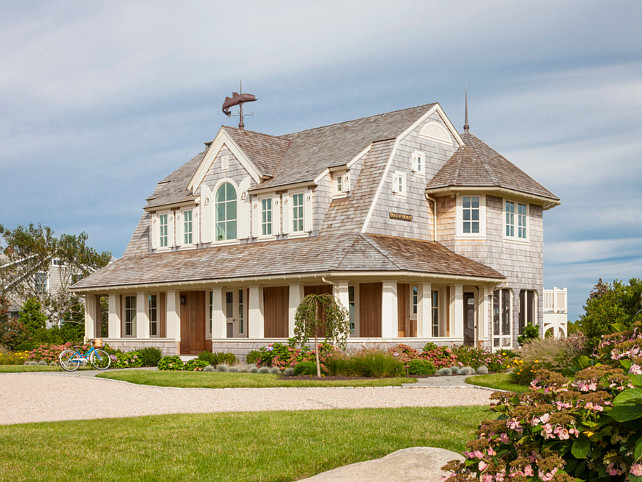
0,373,492,425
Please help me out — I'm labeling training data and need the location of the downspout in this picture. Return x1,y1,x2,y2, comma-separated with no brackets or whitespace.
425,193,438,241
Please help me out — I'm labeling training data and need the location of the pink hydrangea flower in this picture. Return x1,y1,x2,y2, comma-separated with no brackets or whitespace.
631,464,642,476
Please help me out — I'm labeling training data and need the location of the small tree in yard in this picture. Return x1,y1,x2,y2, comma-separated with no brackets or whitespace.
294,293,349,377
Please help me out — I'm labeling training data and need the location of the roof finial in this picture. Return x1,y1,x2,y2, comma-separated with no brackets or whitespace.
463,82,470,132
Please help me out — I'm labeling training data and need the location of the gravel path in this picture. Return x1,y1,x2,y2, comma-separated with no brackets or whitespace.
0,373,492,425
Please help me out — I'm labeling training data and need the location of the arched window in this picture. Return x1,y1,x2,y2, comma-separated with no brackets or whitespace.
215,183,237,241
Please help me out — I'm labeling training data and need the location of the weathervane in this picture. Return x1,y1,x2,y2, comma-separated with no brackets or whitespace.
222,80,257,130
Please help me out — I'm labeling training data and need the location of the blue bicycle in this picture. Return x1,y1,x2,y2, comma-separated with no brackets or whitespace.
59,339,111,371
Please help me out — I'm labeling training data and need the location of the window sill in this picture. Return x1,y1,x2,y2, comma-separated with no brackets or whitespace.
503,237,530,246
211,239,241,247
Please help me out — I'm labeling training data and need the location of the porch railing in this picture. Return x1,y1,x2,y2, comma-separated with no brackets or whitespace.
543,287,567,314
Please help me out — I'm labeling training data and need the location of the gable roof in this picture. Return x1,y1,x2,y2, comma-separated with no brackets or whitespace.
220,126,291,178
426,131,559,202
145,151,204,209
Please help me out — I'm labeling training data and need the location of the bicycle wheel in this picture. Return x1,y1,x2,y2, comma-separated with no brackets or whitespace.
90,349,111,370
59,350,81,372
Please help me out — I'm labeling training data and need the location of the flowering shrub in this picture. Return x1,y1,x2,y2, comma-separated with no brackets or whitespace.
451,345,516,371
421,342,459,368
444,363,642,480
509,358,543,385
254,341,332,371
158,355,184,371
184,359,209,371
111,351,143,369
0,350,30,365
28,342,91,364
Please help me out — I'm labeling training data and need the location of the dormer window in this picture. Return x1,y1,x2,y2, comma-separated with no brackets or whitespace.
183,209,193,245
412,151,425,175
261,198,272,236
292,193,304,232
392,172,406,196
215,183,237,241
332,171,349,198
337,175,343,192
159,214,169,247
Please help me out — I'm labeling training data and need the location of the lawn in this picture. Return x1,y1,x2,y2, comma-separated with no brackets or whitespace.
0,405,491,481
0,365,63,373
465,373,529,393
97,370,415,388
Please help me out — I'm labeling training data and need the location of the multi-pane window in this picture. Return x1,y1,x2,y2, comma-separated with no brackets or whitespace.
208,291,213,336
517,203,527,239
412,151,425,174
261,198,272,236
238,289,244,334
348,286,355,334
431,290,439,337
159,214,168,247
462,196,480,234
505,201,515,237
392,172,406,195
124,295,136,337
519,289,536,335
148,295,158,336
412,286,418,316
183,210,193,244
34,272,47,294
336,175,343,193
292,193,304,232
215,183,237,241
493,289,511,347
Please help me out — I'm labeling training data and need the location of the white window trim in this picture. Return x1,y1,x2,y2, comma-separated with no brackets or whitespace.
147,293,160,338
392,171,407,197
492,288,513,349
503,199,529,244
332,171,349,198
410,285,418,320
178,208,196,248
212,179,239,245
156,210,174,251
290,190,306,235
456,194,486,238
258,196,274,239
411,150,426,176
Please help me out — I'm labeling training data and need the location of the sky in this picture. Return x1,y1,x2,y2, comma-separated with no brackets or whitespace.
1,0,641,322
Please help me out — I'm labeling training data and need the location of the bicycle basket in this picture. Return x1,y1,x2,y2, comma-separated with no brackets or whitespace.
93,338,103,348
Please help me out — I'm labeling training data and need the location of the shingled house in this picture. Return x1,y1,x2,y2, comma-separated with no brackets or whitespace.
71,103,559,356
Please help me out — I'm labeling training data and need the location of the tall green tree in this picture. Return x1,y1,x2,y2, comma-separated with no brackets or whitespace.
0,224,111,326
577,278,642,347
294,293,349,377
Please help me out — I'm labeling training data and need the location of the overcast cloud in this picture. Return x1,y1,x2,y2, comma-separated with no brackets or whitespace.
1,0,641,321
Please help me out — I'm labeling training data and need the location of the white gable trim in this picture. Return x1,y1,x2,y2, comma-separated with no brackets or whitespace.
187,129,262,192
361,104,463,234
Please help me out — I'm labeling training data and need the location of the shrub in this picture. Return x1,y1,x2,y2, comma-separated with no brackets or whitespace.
450,366,461,375
246,350,261,365
184,359,209,371
293,361,318,376
197,351,218,365
216,364,228,372
28,342,83,364
436,367,452,376
324,353,354,376
203,365,215,372
517,323,540,345
459,366,474,376
111,351,143,369
421,342,458,368
217,352,237,366
269,367,281,375
476,365,489,374
444,366,637,480
139,347,162,367
258,366,270,374
248,366,259,373
197,351,237,366
350,349,404,378
283,367,295,376
227,366,239,373
158,356,184,371
407,359,436,375
0,351,30,365
508,358,542,385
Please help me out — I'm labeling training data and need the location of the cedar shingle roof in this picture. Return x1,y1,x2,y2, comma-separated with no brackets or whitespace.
145,151,204,209
72,233,502,291
426,131,559,201
222,126,291,178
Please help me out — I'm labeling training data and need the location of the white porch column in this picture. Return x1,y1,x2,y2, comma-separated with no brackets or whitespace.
248,285,264,338
288,284,304,338
211,288,226,339
165,290,180,340
136,292,149,339
381,280,398,338
449,285,464,339
84,294,97,341
333,281,349,312
417,283,432,338
108,294,121,338
479,287,490,344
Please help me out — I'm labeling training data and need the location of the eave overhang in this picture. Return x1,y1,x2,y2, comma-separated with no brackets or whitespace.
425,185,561,210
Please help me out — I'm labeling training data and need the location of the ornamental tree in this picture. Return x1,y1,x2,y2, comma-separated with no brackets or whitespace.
294,293,349,377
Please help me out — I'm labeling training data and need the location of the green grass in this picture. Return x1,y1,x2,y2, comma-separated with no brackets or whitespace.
0,365,63,373
465,373,529,393
97,370,415,388
0,406,490,481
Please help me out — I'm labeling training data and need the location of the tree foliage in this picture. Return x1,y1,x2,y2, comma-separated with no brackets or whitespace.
577,278,642,347
0,223,111,326
294,293,349,377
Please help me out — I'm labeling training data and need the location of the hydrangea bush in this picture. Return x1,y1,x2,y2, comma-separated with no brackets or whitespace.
445,321,642,481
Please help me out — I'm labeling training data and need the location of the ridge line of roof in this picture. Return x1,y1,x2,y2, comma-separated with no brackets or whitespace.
278,103,436,138
465,132,499,185
358,233,401,270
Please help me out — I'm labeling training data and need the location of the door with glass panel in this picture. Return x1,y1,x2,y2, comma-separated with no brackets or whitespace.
225,289,247,338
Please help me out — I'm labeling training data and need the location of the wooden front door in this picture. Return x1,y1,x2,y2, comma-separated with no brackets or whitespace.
359,283,382,337
397,283,409,337
180,291,206,354
464,292,475,346
263,286,289,338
